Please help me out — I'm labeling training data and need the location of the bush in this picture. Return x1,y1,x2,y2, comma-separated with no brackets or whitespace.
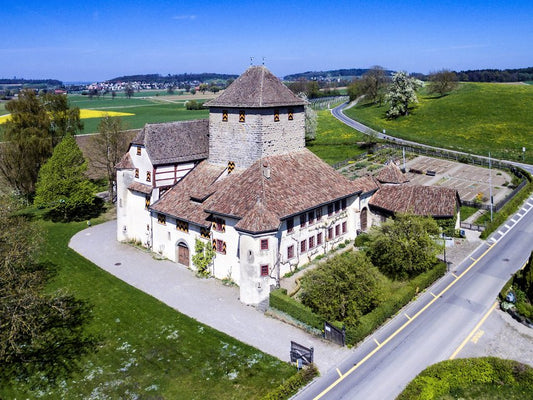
185,100,204,110
262,364,319,400
269,289,323,330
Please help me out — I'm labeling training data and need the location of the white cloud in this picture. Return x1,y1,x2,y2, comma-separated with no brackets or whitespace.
172,15,196,20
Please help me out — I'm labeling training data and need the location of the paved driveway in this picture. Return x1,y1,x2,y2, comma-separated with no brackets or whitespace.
69,220,350,373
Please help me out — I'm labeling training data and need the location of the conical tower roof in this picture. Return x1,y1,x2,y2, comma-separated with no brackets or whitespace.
204,65,307,108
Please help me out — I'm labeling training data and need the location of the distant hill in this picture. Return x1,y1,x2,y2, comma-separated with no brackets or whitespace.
107,73,238,83
0,78,63,86
456,67,533,82
284,68,395,81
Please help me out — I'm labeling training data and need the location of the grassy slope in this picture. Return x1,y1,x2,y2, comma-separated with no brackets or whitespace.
344,82,533,164
2,218,296,399
307,109,367,165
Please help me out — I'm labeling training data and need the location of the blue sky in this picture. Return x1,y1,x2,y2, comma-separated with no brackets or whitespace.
2,0,532,81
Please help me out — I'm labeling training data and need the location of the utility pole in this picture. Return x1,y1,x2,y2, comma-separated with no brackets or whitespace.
489,152,493,222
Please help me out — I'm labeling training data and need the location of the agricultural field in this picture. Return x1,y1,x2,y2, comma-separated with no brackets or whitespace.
344,82,533,164
0,214,298,399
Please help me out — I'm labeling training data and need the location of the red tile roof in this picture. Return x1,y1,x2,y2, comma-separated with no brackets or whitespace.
375,162,409,184
369,185,458,218
128,181,152,195
115,153,134,169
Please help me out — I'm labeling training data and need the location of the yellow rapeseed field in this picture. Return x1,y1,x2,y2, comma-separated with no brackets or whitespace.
0,109,134,124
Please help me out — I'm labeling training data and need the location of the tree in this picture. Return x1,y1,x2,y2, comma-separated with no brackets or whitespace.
34,135,97,221
0,196,95,386
192,238,215,277
0,90,53,198
41,92,83,146
198,83,208,94
366,213,441,280
167,85,176,94
361,66,389,105
190,87,196,95
300,251,383,326
347,79,364,102
516,251,533,301
385,71,420,119
90,116,129,201
124,84,134,99
428,69,459,97
111,90,117,100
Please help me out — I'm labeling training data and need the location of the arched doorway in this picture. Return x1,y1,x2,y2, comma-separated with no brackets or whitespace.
176,242,189,267
361,207,368,231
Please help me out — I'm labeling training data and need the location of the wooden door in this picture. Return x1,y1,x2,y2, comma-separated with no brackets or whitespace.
177,243,189,266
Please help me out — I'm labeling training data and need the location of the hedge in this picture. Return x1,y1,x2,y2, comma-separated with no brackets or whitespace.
345,261,446,345
261,364,319,400
397,357,533,400
269,289,323,330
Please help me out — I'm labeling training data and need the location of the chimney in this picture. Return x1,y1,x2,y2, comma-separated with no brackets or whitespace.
262,162,271,179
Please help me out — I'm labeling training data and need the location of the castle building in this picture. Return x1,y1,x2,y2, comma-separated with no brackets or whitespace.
116,66,389,305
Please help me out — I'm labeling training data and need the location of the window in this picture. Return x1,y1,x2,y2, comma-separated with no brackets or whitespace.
335,224,340,237
135,168,139,178
176,219,189,233
212,217,226,232
145,195,150,210
308,211,315,225
157,213,166,225
274,109,280,122
239,110,245,123
300,239,307,253
287,245,294,259
260,239,269,250
309,236,315,249
260,264,269,277
328,204,333,216
214,239,226,254
341,198,347,211
200,227,211,239
146,171,151,182
136,146,141,156
227,161,235,173
287,218,294,233
327,227,334,240
335,200,340,213
317,232,323,245
222,110,228,122
316,207,322,220
342,221,347,234
288,108,294,120
300,213,307,228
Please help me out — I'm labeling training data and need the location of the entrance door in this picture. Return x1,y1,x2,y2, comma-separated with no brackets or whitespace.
361,208,368,231
177,243,189,266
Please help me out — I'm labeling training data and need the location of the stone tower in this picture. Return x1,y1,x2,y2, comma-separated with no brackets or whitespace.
204,66,307,169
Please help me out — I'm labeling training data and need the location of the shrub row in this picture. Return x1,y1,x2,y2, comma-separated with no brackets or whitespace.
345,262,446,345
269,289,323,330
397,357,533,400
261,364,319,400
480,167,532,239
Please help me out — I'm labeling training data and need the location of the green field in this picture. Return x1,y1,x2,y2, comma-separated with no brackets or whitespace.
344,82,533,164
1,215,297,399
307,110,368,165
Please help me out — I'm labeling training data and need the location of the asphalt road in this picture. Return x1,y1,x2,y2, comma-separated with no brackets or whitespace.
293,103,533,400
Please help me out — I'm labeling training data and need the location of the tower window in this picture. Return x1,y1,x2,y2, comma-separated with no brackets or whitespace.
260,264,269,276
239,110,245,123
157,213,166,225
260,239,269,250
136,146,141,155
146,171,151,182
288,108,294,120
135,168,139,178
222,110,228,122
274,109,280,122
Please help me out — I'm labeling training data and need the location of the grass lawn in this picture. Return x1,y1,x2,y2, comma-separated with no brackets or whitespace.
460,205,478,221
307,110,368,165
344,82,533,164
1,214,297,399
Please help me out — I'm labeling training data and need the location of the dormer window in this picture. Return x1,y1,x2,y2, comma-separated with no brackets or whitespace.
274,109,280,122
222,110,228,122
239,110,245,123
288,108,294,121
136,146,141,155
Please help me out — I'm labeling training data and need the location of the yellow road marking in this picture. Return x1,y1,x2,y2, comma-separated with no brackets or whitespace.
430,292,437,298
336,368,342,378
471,329,485,344
314,243,495,399
374,338,380,346
451,272,459,278
405,313,412,321
470,256,476,261
449,301,497,359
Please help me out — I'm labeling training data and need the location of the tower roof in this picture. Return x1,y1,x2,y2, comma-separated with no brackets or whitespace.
204,65,307,108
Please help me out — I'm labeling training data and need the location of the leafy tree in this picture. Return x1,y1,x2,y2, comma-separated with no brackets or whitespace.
190,87,196,95
385,71,420,119
90,116,129,201
167,85,176,94
0,196,95,386
124,84,134,98
361,66,389,105
366,213,441,280
0,90,53,198
192,239,215,277
41,92,83,146
198,83,209,94
516,251,533,301
300,251,384,326
428,69,459,97
34,135,97,221
347,79,364,102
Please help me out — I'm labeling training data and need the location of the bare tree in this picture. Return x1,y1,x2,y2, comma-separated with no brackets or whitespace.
427,69,459,97
361,66,389,105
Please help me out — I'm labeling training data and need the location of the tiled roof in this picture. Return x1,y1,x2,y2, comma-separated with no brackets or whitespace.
115,153,134,169
352,175,380,194
204,149,363,224
150,162,228,227
133,120,209,165
375,162,409,184
128,181,152,195
369,185,458,218
234,200,280,233
204,66,307,108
